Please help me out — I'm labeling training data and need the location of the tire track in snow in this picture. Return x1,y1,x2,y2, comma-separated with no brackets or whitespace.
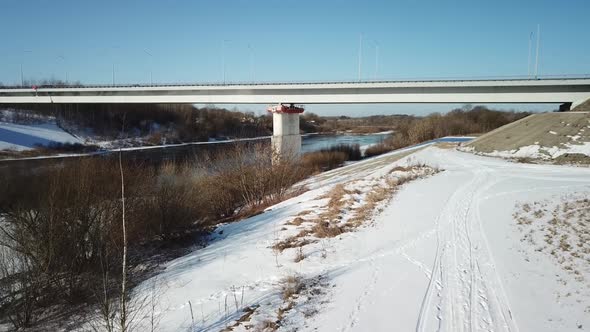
415,150,517,332
415,173,477,331
415,191,454,332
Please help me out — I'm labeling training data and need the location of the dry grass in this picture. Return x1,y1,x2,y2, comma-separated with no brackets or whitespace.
294,247,305,263
281,275,304,301
301,151,348,173
272,229,314,252
272,165,441,257
513,194,590,283
297,210,313,217
265,274,328,331
220,305,259,332
349,165,440,227
285,217,305,226
258,319,279,331
311,221,345,238
276,301,295,323
364,143,394,158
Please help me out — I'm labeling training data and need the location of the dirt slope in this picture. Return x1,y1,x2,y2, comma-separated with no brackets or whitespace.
465,112,590,157
572,98,590,112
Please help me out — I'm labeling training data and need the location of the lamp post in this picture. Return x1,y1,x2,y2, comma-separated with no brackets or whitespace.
248,43,254,82
534,24,541,78
57,55,68,84
21,50,32,86
110,46,120,86
372,40,379,80
144,49,153,85
222,39,231,84
527,32,532,77
358,33,363,82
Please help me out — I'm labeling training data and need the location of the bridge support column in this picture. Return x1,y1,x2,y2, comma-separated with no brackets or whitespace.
272,112,301,160
268,104,304,161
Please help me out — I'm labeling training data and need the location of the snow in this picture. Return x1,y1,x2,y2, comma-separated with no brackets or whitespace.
0,121,83,151
372,130,394,135
113,145,590,332
461,142,590,160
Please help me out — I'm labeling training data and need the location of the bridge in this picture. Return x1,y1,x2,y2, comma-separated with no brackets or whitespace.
2,77,590,157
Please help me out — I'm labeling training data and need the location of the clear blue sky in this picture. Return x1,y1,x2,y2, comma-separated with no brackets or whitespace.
1,0,589,116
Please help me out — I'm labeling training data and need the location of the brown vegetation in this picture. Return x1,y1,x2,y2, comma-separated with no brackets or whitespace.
273,165,441,253
364,106,530,158
0,142,315,330
513,195,590,283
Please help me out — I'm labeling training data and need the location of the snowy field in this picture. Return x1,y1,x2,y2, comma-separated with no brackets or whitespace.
113,146,589,332
0,121,82,151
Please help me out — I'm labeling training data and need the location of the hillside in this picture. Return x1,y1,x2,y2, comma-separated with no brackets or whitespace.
462,112,590,163
99,145,589,332
572,98,590,112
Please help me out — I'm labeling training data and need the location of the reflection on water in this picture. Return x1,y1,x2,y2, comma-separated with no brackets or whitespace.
302,133,389,153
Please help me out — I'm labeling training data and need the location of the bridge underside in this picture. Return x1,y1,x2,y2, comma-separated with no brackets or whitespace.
2,78,589,158
1,94,589,104
1,79,590,105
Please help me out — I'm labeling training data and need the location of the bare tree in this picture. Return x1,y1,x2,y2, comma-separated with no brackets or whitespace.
119,148,129,332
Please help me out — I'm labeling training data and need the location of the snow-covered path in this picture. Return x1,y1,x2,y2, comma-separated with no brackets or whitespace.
131,146,590,332
313,148,590,332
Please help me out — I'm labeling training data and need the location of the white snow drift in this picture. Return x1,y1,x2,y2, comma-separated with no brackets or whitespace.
0,121,83,151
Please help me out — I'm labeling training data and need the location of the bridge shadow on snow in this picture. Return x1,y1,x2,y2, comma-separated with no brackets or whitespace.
0,127,58,149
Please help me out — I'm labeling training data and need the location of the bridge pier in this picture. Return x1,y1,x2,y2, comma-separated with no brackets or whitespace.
268,104,304,160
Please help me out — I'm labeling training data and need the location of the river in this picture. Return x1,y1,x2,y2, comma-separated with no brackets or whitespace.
0,132,393,177
301,132,390,153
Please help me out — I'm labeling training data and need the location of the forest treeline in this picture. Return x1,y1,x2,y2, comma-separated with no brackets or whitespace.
3,103,275,141
365,106,531,156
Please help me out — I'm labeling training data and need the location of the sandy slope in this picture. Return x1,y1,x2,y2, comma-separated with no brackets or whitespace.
126,146,590,332
464,112,590,161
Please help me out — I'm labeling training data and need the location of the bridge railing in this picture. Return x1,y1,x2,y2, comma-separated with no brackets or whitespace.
1,74,590,90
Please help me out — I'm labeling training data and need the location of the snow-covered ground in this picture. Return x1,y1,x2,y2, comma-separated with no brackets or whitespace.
460,141,590,160
0,121,83,151
120,146,590,332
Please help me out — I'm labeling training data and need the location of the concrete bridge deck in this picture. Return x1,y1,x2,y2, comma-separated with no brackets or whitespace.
1,77,590,106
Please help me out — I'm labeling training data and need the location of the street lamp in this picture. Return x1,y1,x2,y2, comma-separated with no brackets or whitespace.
57,55,68,84
110,46,120,86
222,39,231,84
144,49,153,85
21,50,32,86
371,40,379,80
527,32,532,77
534,24,541,78
248,44,254,82
358,33,362,82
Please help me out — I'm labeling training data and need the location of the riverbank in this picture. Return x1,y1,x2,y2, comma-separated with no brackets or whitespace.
122,145,590,332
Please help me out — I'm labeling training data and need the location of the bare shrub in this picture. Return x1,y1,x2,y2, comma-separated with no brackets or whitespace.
294,247,305,263
368,107,531,153
301,151,347,173
364,143,393,158
281,275,303,301
0,249,40,329
311,222,345,238
0,133,324,329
